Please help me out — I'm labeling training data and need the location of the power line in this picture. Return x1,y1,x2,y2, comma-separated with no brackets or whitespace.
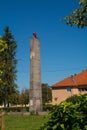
42,66,87,72
17,66,87,73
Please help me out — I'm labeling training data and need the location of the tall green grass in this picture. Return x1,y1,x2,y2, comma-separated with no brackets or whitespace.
0,114,47,130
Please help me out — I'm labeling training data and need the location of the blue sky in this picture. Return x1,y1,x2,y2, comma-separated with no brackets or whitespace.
0,0,87,91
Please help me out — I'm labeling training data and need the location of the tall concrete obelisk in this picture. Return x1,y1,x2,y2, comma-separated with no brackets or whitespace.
29,32,42,112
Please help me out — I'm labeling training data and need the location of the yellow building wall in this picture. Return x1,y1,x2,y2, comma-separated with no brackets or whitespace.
52,89,71,105
52,87,80,105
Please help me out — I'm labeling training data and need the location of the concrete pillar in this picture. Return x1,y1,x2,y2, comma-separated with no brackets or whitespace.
29,36,42,112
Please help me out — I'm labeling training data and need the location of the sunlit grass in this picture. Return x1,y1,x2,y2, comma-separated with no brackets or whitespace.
0,114,47,130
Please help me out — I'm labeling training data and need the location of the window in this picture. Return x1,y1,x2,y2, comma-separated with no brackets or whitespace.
67,87,71,92
79,88,87,91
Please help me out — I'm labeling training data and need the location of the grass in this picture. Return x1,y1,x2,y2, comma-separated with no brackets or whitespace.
0,114,48,130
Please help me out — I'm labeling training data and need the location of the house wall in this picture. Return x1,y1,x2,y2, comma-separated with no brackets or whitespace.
52,88,72,105
79,91,87,94
52,87,80,105
72,88,79,95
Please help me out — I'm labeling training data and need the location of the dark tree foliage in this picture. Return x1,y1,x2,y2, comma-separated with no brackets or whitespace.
20,89,29,106
0,37,7,105
64,0,87,28
0,26,18,107
42,83,52,105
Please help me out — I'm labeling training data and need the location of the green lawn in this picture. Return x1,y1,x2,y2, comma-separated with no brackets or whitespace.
0,114,47,130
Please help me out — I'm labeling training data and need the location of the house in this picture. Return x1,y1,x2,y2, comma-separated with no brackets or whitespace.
52,70,87,105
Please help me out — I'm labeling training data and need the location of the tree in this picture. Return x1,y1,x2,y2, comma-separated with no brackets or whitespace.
0,26,18,107
9,90,21,105
0,37,7,105
0,37,7,83
0,38,7,52
64,0,87,28
20,89,29,106
42,83,52,105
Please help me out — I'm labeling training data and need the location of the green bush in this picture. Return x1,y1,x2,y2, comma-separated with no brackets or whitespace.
43,104,53,111
30,110,39,115
39,94,87,130
66,94,87,104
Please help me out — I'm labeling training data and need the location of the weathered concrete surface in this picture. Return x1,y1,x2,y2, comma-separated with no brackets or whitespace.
29,37,42,112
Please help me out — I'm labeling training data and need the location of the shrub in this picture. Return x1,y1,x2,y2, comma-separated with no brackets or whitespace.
39,94,87,130
30,110,39,115
43,104,53,111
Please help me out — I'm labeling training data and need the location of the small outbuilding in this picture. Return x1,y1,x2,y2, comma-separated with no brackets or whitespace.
52,70,87,105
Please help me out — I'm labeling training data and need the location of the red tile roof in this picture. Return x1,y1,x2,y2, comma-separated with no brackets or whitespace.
52,70,87,87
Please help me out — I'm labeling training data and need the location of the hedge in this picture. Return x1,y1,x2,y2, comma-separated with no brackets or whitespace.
0,106,29,112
